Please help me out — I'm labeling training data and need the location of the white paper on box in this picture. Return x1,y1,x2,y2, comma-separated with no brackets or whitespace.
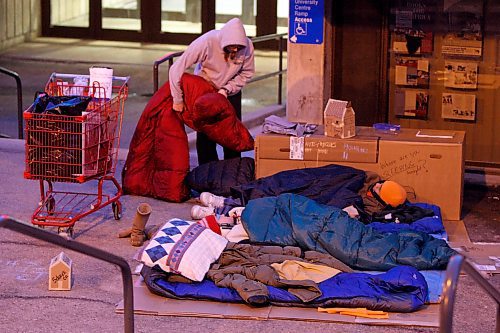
89,66,113,99
289,136,304,160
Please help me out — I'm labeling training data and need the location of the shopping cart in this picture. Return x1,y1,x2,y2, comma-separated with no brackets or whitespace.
23,72,129,237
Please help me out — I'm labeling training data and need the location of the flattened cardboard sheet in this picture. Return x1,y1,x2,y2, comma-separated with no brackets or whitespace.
117,278,270,320
443,220,471,243
268,305,356,323
354,305,439,327
449,242,500,274
116,279,439,327
444,220,500,274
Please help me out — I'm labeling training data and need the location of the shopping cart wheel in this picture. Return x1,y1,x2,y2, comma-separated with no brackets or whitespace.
112,201,122,220
58,227,74,240
67,227,74,239
46,196,56,215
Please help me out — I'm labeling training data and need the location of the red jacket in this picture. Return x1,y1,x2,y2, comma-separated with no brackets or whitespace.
122,73,254,202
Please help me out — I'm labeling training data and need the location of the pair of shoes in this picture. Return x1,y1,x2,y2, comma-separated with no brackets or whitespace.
191,205,215,220
200,192,226,208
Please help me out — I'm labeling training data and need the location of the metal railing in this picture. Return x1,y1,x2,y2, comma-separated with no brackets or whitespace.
440,254,500,333
0,66,23,139
153,33,287,105
0,215,134,333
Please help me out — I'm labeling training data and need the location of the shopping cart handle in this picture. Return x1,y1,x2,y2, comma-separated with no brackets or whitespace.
49,72,130,84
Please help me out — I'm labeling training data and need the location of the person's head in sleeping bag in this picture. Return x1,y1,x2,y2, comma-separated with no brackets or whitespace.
368,180,407,207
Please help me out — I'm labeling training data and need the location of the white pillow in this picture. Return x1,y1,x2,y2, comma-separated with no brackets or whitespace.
141,218,227,282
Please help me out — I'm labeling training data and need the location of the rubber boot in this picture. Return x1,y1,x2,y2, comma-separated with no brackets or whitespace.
130,203,152,247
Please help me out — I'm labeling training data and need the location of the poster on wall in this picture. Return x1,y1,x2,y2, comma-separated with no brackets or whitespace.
390,0,435,55
444,61,478,89
394,89,429,119
442,1,483,57
441,92,476,121
392,31,434,55
391,0,436,30
395,57,430,87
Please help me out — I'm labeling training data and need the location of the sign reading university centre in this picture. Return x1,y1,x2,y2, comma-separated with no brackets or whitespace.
289,0,324,44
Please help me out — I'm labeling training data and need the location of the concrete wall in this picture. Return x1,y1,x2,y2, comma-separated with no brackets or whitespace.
0,0,40,52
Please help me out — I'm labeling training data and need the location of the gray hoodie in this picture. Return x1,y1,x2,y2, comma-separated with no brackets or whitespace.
169,18,255,105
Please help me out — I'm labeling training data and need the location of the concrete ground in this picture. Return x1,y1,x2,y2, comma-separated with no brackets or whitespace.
0,38,499,333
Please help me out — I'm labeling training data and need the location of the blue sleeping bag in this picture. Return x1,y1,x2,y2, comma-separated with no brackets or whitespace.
241,194,455,271
143,265,428,312
369,202,446,238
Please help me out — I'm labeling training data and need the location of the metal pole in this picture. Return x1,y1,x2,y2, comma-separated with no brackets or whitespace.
153,62,160,93
278,36,284,105
440,254,500,333
440,255,462,333
0,216,134,333
152,51,184,93
0,66,24,139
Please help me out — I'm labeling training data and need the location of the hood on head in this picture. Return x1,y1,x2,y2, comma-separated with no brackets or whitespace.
220,18,248,50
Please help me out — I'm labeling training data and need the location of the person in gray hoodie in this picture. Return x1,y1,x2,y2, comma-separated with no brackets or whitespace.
169,18,255,165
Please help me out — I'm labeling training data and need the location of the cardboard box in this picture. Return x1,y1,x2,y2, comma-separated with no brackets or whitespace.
255,126,465,220
49,252,73,291
255,130,378,179
357,127,465,220
324,99,356,139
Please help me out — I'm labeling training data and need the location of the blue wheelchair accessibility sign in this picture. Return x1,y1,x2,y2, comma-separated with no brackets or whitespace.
289,0,324,44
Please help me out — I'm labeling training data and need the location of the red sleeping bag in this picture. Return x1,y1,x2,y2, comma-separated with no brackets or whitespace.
122,73,254,202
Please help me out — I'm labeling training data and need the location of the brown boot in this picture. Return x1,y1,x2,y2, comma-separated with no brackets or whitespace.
130,203,152,247
144,224,161,240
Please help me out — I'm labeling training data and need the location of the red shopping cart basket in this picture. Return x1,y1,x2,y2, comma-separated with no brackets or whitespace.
23,72,129,237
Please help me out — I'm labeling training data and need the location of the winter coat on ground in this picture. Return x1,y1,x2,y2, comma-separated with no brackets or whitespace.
241,193,456,271
122,73,254,202
206,242,354,305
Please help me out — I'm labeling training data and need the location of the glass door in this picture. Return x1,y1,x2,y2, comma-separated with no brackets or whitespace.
277,0,288,34
215,0,256,37
49,0,90,28
101,0,141,31
42,0,283,46
161,0,203,34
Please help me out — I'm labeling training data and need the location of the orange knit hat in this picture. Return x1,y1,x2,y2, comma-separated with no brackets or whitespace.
379,181,407,207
